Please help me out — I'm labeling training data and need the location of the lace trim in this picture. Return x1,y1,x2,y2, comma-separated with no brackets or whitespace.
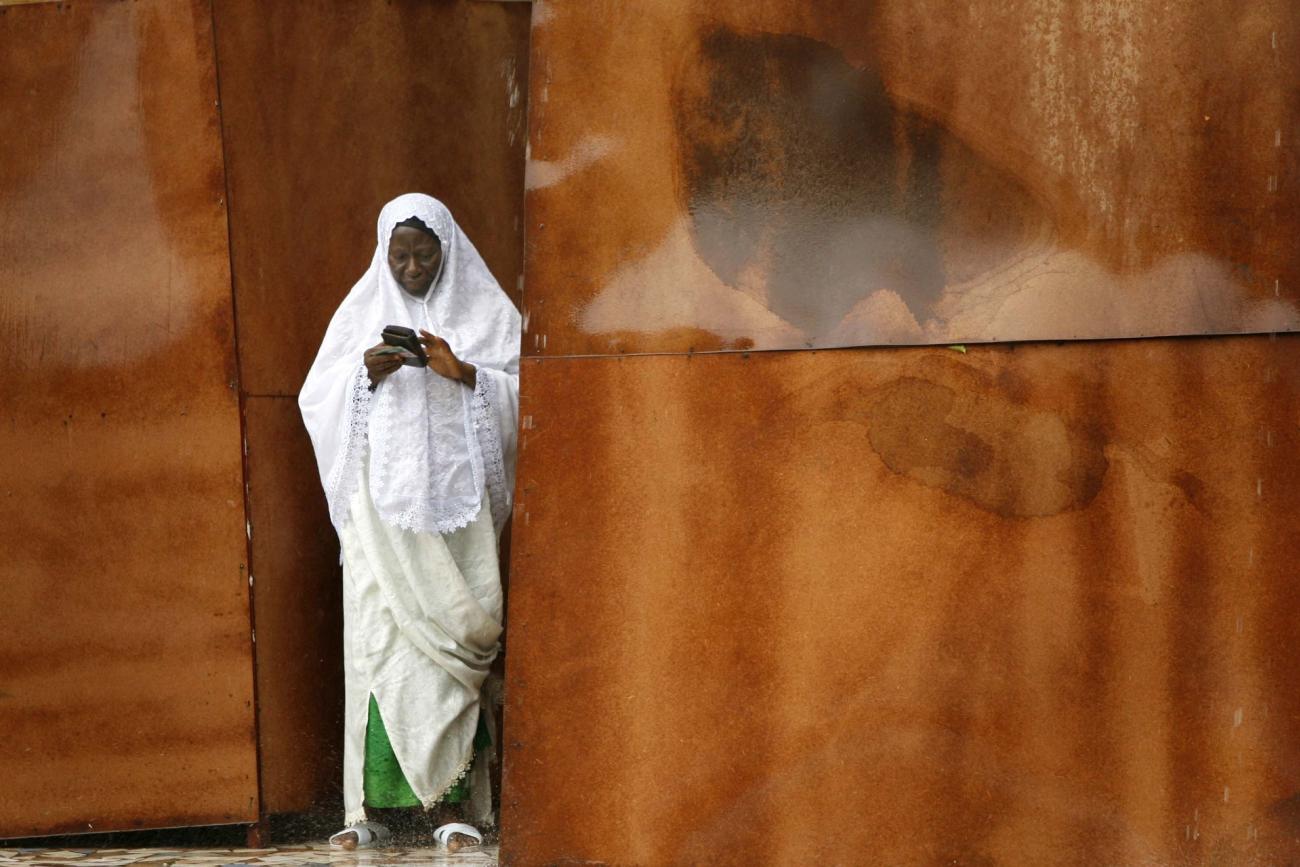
365,374,403,530
420,751,477,810
472,372,510,531
325,365,373,530
391,500,480,535
343,806,369,826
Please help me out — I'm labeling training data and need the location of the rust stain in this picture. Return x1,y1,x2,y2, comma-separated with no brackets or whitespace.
855,375,1108,518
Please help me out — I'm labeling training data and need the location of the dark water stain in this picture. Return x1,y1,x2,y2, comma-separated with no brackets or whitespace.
671,27,1040,337
860,377,1108,518
1269,791,1300,834
1171,470,1208,513
673,27,942,334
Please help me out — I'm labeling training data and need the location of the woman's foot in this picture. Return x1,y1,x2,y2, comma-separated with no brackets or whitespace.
446,832,477,854
328,821,393,850
433,822,483,853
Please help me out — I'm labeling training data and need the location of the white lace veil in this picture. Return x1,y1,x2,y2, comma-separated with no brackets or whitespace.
300,194,521,535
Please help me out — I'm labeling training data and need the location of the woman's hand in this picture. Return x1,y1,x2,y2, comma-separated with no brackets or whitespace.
363,342,409,388
420,329,476,389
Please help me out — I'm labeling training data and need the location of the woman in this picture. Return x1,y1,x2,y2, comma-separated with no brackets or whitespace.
299,194,520,849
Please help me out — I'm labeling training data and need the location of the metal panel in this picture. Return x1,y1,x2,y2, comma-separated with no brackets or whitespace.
523,0,1300,355
242,397,343,814
502,337,1300,865
0,0,257,837
209,0,530,813
212,0,531,398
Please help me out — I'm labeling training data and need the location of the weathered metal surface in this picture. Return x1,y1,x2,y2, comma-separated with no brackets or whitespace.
502,336,1300,865
242,397,343,814
212,0,531,398
523,0,1300,355
210,0,531,813
0,0,257,838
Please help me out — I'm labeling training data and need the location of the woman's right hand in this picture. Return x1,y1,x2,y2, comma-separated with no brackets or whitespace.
363,342,407,388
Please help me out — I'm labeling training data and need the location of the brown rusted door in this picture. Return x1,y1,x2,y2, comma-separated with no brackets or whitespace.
0,0,258,837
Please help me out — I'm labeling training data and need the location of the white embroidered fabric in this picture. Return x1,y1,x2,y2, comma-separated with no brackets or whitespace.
300,194,521,536
472,371,511,532
323,365,373,531
369,360,484,534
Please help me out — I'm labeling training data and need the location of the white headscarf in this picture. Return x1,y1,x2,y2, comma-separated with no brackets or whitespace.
300,194,521,536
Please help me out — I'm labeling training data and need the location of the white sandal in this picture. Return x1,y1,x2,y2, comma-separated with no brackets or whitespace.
329,821,393,849
433,821,483,851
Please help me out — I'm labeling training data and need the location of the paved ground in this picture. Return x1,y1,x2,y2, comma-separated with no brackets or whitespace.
0,844,498,867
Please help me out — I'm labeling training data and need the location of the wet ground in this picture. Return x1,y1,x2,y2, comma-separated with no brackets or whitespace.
0,844,498,866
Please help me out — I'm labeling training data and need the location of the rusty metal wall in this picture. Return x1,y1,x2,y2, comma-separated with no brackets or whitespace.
503,0,1300,862
502,338,1300,865
0,0,258,838
209,0,531,814
523,0,1299,354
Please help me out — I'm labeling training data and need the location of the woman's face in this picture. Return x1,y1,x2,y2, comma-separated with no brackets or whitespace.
388,226,443,297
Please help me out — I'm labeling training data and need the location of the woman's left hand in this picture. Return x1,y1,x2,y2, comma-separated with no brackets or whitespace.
419,329,477,388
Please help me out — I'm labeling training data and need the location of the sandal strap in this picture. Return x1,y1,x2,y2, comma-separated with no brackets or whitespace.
330,821,392,847
433,822,483,844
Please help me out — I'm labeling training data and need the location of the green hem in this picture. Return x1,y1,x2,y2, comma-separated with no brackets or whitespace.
363,695,486,808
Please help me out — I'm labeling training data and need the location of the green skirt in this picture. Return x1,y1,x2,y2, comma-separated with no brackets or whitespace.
363,694,490,808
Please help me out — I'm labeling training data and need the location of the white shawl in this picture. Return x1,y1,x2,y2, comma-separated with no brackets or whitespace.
300,194,520,537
